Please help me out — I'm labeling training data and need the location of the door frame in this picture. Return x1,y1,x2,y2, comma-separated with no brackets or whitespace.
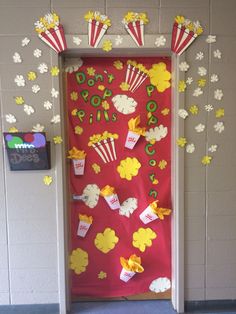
54,34,185,314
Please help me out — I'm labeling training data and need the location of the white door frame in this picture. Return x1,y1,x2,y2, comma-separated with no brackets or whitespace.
54,34,185,314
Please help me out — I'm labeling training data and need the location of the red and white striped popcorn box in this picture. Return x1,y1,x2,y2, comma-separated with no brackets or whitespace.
104,193,120,210
120,268,136,282
88,19,108,48
38,25,67,53
139,205,158,224
72,158,85,176
125,130,140,149
171,22,198,56
92,138,117,163
77,221,91,238
125,64,148,93
124,20,144,47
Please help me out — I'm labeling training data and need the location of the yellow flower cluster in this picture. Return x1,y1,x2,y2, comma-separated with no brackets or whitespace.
94,228,119,254
117,157,141,181
123,12,149,25
70,248,88,275
84,11,111,26
175,15,203,35
88,131,118,146
149,62,171,92
35,12,60,33
127,60,150,75
132,227,157,252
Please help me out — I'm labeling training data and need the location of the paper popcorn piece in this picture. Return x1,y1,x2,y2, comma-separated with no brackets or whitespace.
210,74,218,83
44,100,53,110
100,185,120,210
43,175,52,185
82,184,100,208
125,116,146,149
213,49,222,59
171,16,203,55
202,155,212,165
68,147,86,176
149,277,171,293
70,248,88,275
198,66,207,76
178,80,186,92
53,136,62,144
214,121,224,133
50,66,60,76
120,254,144,282
122,12,149,46
5,114,16,124
193,87,203,97
27,71,37,81
73,36,82,46
196,51,204,60
24,104,35,115
38,63,48,73
114,35,123,46
186,77,193,85
214,89,223,100
195,123,205,133
117,157,141,181
21,37,30,47
186,143,195,153
177,137,187,147
112,94,137,115
14,75,25,87
32,123,45,132
179,61,189,72
33,49,42,58
35,12,67,53
145,125,168,143
124,60,149,92
140,200,171,224
32,84,40,93
84,11,111,48
51,114,60,124
98,271,107,279
77,214,93,237
178,109,188,119
206,35,216,43
215,108,224,118
119,198,138,218
102,40,112,52
51,88,59,98
94,228,119,253
132,227,157,252
155,35,166,47
149,62,171,92
205,104,214,112
13,52,22,63
208,144,218,153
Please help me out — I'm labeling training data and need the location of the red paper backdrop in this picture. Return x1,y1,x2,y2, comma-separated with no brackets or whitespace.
67,57,171,297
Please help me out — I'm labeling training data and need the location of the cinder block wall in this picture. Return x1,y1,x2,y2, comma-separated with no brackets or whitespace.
0,0,235,305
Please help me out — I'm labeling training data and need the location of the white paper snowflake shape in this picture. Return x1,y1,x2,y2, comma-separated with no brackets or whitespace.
38,63,48,74
73,36,82,46
178,109,188,119
115,35,123,46
193,87,203,97
195,123,205,133
186,77,193,85
51,88,59,98
32,85,40,94
196,52,204,60
5,114,16,124
32,123,45,132
33,49,42,58
13,52,22,63
210,74,219,83
198,66,207,76
155,35,166,47
21,37,30,47
214,89,223,100
51,114,60,124
205,104,214,112
43,100,53,110
24,104,35,115
213,49,222,59
214,121,224,133
206,35,216,43
14,75,25,87
179,61,189,72
208,144,218,153
186,143,195,154
119,198,138,218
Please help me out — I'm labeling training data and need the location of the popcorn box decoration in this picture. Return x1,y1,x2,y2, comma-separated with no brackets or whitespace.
125,60,149,93
67,147,86,176
125,131,140,149
35,12,67,53
125,116,146,149
77,214,93,237
140,201,172,224
100,185,120,210
120,254,144,282
120,268,136,282
171,16,203,56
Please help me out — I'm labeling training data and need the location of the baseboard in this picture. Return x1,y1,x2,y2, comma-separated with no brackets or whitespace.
185,300,236,312
0,303,59,314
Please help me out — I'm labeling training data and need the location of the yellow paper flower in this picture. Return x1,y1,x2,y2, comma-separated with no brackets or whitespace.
117,157,141,181
50,66,60,76
198,79,206,87
43,175,53,186
215,108,224,118
98,271,107,279
149,63,171,93
178,80,187,92
15,96,24,105
70,91,78,101
70,248,88,275
123,12,149,24
161,108,170,116
92,163,101,174
87,67,96,76
94,228,119,253
8,127,18,133
202,155,212,165
175,15,185,24
123,11,136,23
27,71,37,81
74,125,83,135
120,254,144,273
102,40,112,52
84,11,94,21
132,228,157,252
177,137,187,147
113,60,123,70
71,109,78,116
53,136,63,144
158,160,167,170
189,105,199,115
98,85,105,91
120,82,130,91
102,100,110,110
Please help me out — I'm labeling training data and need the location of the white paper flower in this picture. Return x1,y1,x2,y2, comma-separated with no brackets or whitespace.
33,49,42,58
155,35,166,47
186,77,193,85
214,89,223,100
51,115,60,124
196,51,204,60
210,74,219,83
214,121,224,133
195,123,205,133
179,61,189,72
205,104,214,112
208,144,218,153
13,52,22,63
186,143,195,154
73,36,82,46
145,125,168,142
21,37,30,46
5,114,16,124
34,21,44,30
38,63,48,74
43,100,53,110
82,184,100,208
119,198,138,218
178,109,188,119
206,35,216,43
32,85,40,94
112,94,137,114
32,123,45,132
24,104,35,115
64,58,83,73
14,75,25,87
149,277,171,293
115,35,123,46
193,87,203,97
51,88,59,98
198,66,207,76
213,49,222,59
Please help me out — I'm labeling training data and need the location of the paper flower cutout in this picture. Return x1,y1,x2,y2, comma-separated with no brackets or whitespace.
102,40,112,52
214,121,224,133
43,175,52,185
13,52,22,63
102,100,110,110
186,77,193,85
155,35,166,47
119,198,138,218
98,271,107,279
206,35,216,43
205,104,214,112
177,137,187,147
132,227,157,252
149,62,171,92
214,89,223,100
178,109,188,119
87,67,95,76
9,127,18,133
50,66,60,76
115,35,123,46
44,100,53,110
161,108,169,116
198,79,206,87
198,67,207,76
70,248,88,275
195,123,205,133
186,143,195,153
119,82,130,91
196,51,204,60
158,160,167,170
15,96,24,105
51,88,59,98
74,125,83,135
51,115,60,124
179,61,189,72
202,155,212,165
32,123,45,132
178,80,187,92
33,49,42,58
38,63,48,73
149,277,171,293
213,49,222,59
98,85,105,91
65,58,83,73
14,75,25,87
94,228,119,253
208,144,218,153
53,136,63,144
210,74,218,82
24,104,35,115
70,92,78,101
112,94,137,114
32,85,40,93
82,184,100,208
92,163,101,174
21,37,30,46
145,125,168,143
27,71,37,81
215,108,224,118
193,87,203,97
189,105,199,115
113,60,123,70
117,157,141,181
5,114,16,124
73,36,82,46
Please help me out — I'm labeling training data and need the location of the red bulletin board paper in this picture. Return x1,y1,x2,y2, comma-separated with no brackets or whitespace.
67,57,172,297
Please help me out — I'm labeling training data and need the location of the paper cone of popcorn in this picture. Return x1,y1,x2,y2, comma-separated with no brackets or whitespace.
125,115,146,149
67,147,86,176
84,11,111,48
125,60,149,93
88,131,118,163
35,12,67,53
120,254,144,282
100,185,120,210
171,16,203,56
77,214,93,237
140,201,172,224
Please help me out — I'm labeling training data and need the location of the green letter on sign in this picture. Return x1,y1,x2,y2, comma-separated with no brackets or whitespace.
81,90,89,102
91,95,101,107
145,143,156,156
146,85,155,97
76,72,86,85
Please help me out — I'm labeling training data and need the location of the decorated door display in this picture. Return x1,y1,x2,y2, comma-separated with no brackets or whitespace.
67,57,172,297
